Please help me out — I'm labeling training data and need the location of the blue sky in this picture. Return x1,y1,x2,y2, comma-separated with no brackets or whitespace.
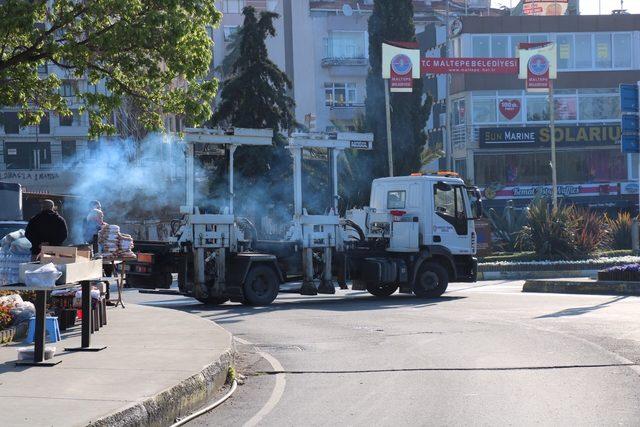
491,0,640,14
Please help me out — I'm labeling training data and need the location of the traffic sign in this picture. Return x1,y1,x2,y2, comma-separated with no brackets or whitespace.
621,84,639,113
622,135,640,154
620,82,640,153
622,114,640,135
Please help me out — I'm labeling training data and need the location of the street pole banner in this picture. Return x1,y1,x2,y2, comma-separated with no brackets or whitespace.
518,42,557,93
420,58,519,74
382,42,420,93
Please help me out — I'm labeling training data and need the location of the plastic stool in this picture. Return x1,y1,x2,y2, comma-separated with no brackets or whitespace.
24,316,61,344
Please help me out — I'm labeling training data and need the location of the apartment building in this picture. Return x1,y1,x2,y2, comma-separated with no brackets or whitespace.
425,14,640,211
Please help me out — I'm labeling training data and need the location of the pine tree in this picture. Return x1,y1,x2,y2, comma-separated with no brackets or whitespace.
365,0,432,179
212,6,295,217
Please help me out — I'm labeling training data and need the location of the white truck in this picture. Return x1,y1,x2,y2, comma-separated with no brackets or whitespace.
168,128,482,306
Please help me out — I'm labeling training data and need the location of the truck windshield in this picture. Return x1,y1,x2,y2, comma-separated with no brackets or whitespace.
434,185,468,219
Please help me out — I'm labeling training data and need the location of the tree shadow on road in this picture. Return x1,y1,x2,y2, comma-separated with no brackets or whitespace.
534,296,629,319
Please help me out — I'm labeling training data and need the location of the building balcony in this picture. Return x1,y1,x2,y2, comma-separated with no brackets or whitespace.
327,103,365,121
321,57,368,68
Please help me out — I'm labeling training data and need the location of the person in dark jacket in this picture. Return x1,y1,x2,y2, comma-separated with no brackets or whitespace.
25,199,68,257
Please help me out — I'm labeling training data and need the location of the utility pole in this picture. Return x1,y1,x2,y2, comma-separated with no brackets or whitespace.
549,81,558,208
445,0,453,170
384,79,394,177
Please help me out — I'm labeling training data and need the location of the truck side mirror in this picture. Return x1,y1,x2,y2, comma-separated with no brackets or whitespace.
466,187,483,220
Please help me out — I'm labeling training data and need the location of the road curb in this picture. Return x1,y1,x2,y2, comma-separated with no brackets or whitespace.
523,279,640,296
478,269,599,281
88,346,235,427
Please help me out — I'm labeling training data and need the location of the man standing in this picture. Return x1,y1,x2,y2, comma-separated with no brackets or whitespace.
25,199,68,259
82,200,104,246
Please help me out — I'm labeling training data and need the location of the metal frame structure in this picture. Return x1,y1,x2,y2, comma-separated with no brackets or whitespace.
286,131,373,294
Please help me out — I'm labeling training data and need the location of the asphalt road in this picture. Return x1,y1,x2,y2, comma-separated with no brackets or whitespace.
129,281,640,426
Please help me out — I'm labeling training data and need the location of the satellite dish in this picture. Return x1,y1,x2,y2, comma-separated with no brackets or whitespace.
342,4,354,16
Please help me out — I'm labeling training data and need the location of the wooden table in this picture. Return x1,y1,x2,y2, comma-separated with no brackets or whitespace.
0,283,76,366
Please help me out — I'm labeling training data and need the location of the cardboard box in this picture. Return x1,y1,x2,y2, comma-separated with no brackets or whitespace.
20,259,103,285
40,246,91,264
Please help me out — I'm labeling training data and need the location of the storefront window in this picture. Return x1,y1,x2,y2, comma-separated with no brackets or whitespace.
574,34,592,68
554,97,577,121
491,35,509,57
453,99,466,125
472,36,490,57
595,33,612,68
526,97,549,122
579,95,619,120
472,98,496,123
613,33,632,68
475,150,626,186
556,34,573,69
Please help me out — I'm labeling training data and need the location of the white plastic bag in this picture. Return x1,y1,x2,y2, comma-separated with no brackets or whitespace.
24,263,62,288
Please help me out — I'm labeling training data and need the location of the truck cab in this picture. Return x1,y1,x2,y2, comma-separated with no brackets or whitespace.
345,172,481,299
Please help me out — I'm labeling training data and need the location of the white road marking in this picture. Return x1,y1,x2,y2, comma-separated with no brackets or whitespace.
235,336,287,427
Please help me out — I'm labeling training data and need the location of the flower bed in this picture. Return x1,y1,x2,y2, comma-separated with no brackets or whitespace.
479,256,640,272
598,264,640,282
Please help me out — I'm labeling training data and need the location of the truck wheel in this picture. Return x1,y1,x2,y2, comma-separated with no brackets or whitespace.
196,296,230,305
159,272,173,289
413,262,449,298
243,265,279,306
366,283,398,297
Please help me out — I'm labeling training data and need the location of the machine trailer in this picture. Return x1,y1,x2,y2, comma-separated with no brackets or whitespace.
161,128,482,306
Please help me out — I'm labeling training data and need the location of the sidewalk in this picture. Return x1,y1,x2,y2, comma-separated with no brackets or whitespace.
0,303,233,427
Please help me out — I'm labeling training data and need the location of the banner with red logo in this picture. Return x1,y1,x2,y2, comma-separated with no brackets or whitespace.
382,42,420,93
390,54,414,92
518,43,557,93
420,58,519,74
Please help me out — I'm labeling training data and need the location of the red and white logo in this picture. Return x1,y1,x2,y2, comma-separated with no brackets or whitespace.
499,99,521,120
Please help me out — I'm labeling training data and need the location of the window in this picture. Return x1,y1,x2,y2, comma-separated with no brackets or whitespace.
59,80,78,98
529,35,548,44
223,26,238,41
325,32,366,59
511,35,528,57
434,184,467,219
574,34,592,68
3,112,19,134
595,33,612,68
554,96,577,121
387,190,406,209
87,140,99,158
556,34,573,69
526,97,550,121
613,33,632,68
38,113,50,134
222,0,243,13
579,94,619,120
61,140,76,164
454,159,467,180
472,98,496,123
3,142,51,170
472,36,490,57
453,99,466,125
59,110,79,126
325,82,357,106
475,150,626,186
491,35,509,57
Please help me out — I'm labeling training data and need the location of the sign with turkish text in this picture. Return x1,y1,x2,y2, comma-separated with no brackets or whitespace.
390,53,413,92
382,42,420,93
498,99,521,120
479,125,622,149
482,182,621,201
420,58,519,74
523,0,568,16
518,43,557,92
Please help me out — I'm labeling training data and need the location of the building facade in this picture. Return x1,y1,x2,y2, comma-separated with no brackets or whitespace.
428,14,640,211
